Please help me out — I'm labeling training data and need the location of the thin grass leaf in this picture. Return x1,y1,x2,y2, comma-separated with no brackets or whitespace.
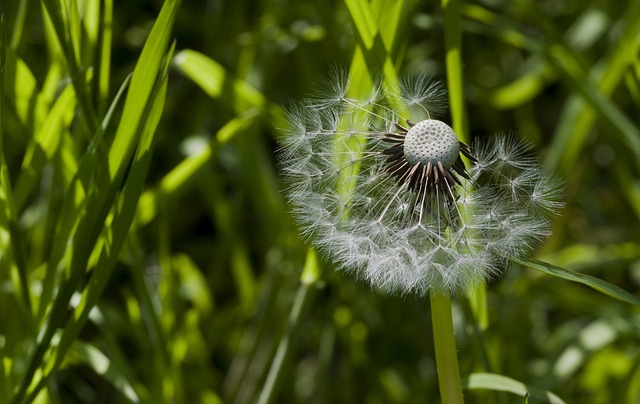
83,0,112,115
444,0,489,335
97,0,113,116
377,0,421,52
41,0,99,136
442,0,467,141
0,11,6,201
614,163,640,220
128,239,171,403
256,249,319,404
544,1,640,175
626,66,640,105
11,1,181,401
464,373,566,404
0,13,33,320
344,0,378,49
511,257,640,306
14,82,76,209
21,39,173,404
173,49,279,119
231,244,257,316
107,1,179,179
36,73,131,321
480,8,608,110
344,0,400,86
9,0,28,49
68,341,140,403
3,50,44,130
484,60,554,109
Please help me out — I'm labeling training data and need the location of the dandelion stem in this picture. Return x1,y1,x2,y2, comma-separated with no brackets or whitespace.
430,292,464,404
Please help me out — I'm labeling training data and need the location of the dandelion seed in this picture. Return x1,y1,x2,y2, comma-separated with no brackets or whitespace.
279,68,563,295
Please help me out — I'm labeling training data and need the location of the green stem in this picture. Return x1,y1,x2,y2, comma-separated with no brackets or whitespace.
256,283,314,404
256,249,320,404
431,292,464,404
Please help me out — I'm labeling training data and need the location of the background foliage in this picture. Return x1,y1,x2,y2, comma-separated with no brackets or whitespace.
1,0,640,403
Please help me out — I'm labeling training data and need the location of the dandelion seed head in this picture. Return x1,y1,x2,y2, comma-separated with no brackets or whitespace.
404,120,460,167
279,68,563,296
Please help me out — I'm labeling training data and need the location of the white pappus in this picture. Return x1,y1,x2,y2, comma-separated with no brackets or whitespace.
279,68,563,296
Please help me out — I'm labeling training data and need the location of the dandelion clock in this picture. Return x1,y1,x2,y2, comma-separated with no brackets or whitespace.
279,68,563,296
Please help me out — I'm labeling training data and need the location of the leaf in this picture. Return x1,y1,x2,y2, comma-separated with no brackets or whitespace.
343,0,402,87
0,12,33,320
69,341,140,403
172,49,277,118
511,257,640,306
442,0,467,141
107,0,180,180
344,0,378,49
10,1,181,402
14,81,76,209
463,372,566,404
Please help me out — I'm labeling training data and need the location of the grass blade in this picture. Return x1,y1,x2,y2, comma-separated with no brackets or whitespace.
69,341,140,403
172,49,279,119
10,0,181,401
464,372,566,404
442,0,467,141
511,257,640,306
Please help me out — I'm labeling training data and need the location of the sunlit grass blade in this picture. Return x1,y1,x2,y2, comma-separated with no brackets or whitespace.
13,82,76,209
68,340,140,402
444,0,488,363
3,50,45,131
344,0,400,86
84,0,113,116
256,249,319,404
36,74,131,321
442,0,467,141
545,42,640,164
41,0,99,136
344,0,378,49
173,49,280,119
9,0,28,49
38,50,172,401
464,373,566,404
107,2,180,179
482,60,554,109
10,0,181,401
0,12,33,322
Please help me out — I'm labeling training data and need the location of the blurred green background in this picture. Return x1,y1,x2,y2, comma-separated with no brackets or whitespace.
1,0,640,403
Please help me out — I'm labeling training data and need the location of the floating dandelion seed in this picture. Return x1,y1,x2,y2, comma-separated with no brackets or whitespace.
279,69,563,295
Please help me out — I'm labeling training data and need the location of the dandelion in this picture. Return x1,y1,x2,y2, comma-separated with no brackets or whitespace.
279,68,562,296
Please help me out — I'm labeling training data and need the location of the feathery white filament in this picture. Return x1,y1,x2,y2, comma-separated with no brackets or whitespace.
279,68,563,296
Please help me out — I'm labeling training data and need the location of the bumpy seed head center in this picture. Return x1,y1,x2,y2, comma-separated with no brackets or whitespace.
403,120,460,168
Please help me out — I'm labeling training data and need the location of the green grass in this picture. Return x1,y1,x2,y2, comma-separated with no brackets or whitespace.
1,0,640,403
